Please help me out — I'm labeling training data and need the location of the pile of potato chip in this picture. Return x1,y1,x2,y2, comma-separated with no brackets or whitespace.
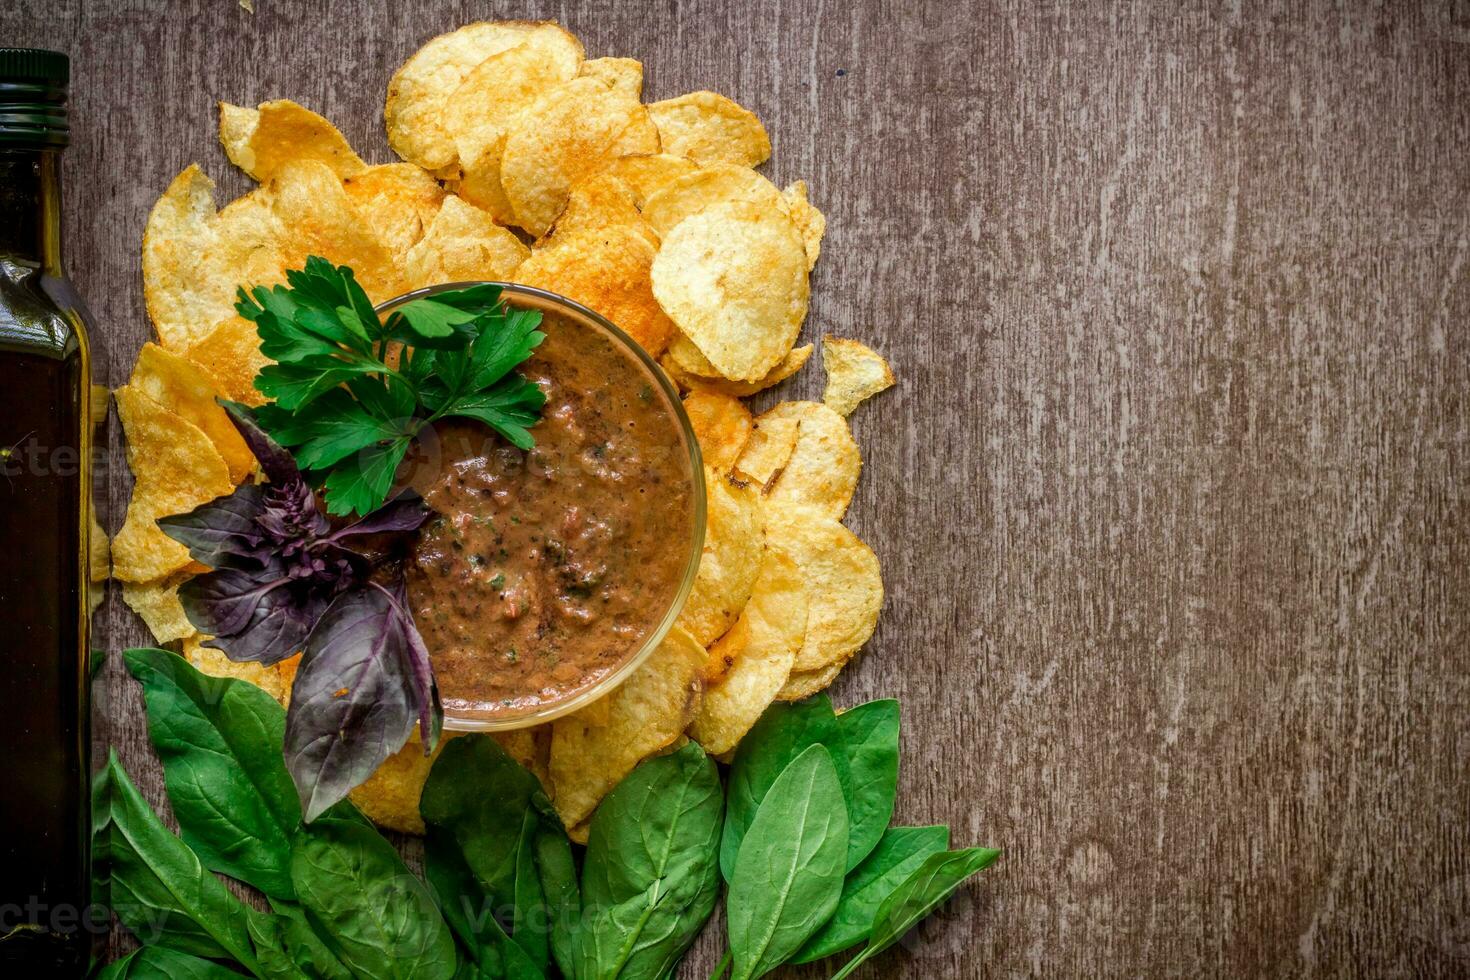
112,20,895,839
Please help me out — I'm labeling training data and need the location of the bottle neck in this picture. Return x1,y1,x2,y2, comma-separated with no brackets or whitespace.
0,148,61,271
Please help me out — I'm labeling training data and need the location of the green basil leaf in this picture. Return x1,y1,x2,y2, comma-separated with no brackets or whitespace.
727,744,849,980
828,847,1002,980
425,827,548,980
511,808,550,970
791,826,949,964
249,900,356,980
721,695,850,881
831,700,900,870
575,741,723,979
95,945,242,980
124,647,300,899
94,751,260,970
290,819,457,980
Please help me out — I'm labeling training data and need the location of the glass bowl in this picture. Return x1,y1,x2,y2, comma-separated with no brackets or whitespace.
374,282,706,732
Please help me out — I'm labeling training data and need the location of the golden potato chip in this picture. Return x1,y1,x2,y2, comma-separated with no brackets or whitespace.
684,391,752,475
446,40,582,220
269,159,408,303
128,343,254,484
763,502,882,673
641,163,785,238
822,336,895,416
665,333,722,377
513,223,674,356
405,195,530,289
185,316,270,407
349,734,449,835
578,57,643,97
660,343,814,399
540,171,650,248
499,77,661,236
689,551,806,754
113,387,234,583
733,414,800,488
675,468,763,645
386,20,584,175
650,199,809,381
218,99,367,182
122,571,197,644
548,626,705,828
599,153,698,208
182,637,295,706
777,659,846,702
647,91,771,167
782,180,826,270
342,163,447,266
760,401,861,519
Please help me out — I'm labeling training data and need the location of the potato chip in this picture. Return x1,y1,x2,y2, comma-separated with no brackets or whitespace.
113,387,234,583
405,195,530,289
386,20,584,175
185,316,271,407
446,40,582,220
660,343,814,399
143,169,290,351
513,223,674,356
647,91,771,168
578,57,643,97
218,99,367,182
540,171,650,248
499,77,661,236
777,659,846,702
688,551,806,754
122,572,197,644
665,333,723,377
642,163,785,238
269,159,408,303
342,163,447,266
348,734,449,835
763,502,882,673
182,636,295,706
733,414,800,488
90,506,110,582
129,343,254,484
684,391,752,475
650,199,809,381
782,180,826,270
548,625,705,828
760,401,861,519
599,153,698,208
675,468,764,645
822,336,895,416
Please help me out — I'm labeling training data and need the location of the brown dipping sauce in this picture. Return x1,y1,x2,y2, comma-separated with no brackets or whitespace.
406,302,696,718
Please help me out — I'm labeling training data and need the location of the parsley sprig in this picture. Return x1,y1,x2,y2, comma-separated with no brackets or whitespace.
239,257,545,516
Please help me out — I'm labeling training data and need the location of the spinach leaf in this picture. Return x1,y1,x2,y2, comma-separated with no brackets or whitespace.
792,825,949,964
574,741,723,979
124,647,300,899
248,900,355,980
95,945,243,980
721,695,849,881
94,751,260,971
290,818,457,980
424,830,545,979
831,700,900,871
828,847,1002,980
727,744,849,980
420,735,570,975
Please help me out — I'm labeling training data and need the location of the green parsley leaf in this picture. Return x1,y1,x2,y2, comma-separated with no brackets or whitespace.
242,259,545,516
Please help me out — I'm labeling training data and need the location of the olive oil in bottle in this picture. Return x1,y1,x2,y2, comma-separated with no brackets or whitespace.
0,48,95,975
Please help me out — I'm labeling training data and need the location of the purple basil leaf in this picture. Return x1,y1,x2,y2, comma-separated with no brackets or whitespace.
179,568,324,666
220,399,301,486
283,581,440,821
328,490,430,541
388,577,441,748
157,484,269,569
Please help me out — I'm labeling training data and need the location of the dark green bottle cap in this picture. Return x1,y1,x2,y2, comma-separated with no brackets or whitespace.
0,48,69,149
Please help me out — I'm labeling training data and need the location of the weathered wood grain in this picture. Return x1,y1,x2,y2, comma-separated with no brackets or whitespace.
2,0,1467,975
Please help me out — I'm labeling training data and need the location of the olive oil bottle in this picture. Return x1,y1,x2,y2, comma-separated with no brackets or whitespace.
0,49,95,974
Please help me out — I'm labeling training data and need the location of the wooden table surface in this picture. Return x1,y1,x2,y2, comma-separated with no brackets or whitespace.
4,0,1467,976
